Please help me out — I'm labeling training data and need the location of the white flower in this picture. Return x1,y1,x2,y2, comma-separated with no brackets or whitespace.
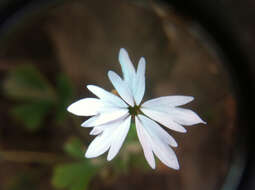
67,48,206,170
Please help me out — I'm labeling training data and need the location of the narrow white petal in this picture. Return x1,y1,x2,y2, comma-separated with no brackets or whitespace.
81,109,129,127
90,127,103,135
85,127,114,158
87,85,128,108
141,108,187,133
107,116,131,161
135,116,156,169
86,117,130,159
67,98,102,116
86,114,127,129
88,116,126,133
133,57,146,105
169,108,206,125
138,115,177,147
119,48,136,90
150,137,179,170
142,96,194,109
81,115,99,128
108,71,134,106
137,114,179,170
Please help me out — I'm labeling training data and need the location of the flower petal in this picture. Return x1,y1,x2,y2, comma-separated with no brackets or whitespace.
150,136,179,170
67,98,103,116
87,85,128,108
85,127,114,158
135,116,155,169
84,114,127,130
85,116,130,159
141,107,187,133
107,116,131,161
138,115,177,147
133,57,146,105
119,48,136,90
90,127,103,135
142,96,194,109
136,114,179,170
108,71,134,106
168,108,206,125
81,109,129,127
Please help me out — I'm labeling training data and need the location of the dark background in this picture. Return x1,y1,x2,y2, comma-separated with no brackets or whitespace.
168,1,255,188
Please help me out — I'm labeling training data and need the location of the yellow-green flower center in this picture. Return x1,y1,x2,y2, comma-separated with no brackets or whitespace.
128,105,140,116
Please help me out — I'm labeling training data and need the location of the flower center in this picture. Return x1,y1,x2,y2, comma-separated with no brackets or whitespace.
128,105,140,116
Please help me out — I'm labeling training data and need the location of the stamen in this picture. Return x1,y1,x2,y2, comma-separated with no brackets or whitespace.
111,89,119,96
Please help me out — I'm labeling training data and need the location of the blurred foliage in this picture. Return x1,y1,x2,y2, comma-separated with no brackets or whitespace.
10,101,53,131
4,65,56,101
55,73,74,124
64,137,85,159
52,137,100,190
3,65,74,131
112,145,149,174
3,64,148,190
52,161,98,190
111,123,149,173
53,132,147,190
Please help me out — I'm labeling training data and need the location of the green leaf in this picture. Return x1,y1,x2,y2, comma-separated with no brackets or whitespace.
3,65,56,102
11,101,52,131
55,73,74,124
52,161,98,190
64,137,84,159
56,73,74,101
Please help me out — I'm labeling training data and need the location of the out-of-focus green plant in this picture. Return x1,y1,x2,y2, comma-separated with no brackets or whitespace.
112,123,150,173
55,73,74,125
52,133,148,190
4,65,56,101
64,137,85,159
3,64,149,190
10,101,52,131
3,65,74,131
53,161,98,190
52,137,100,190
